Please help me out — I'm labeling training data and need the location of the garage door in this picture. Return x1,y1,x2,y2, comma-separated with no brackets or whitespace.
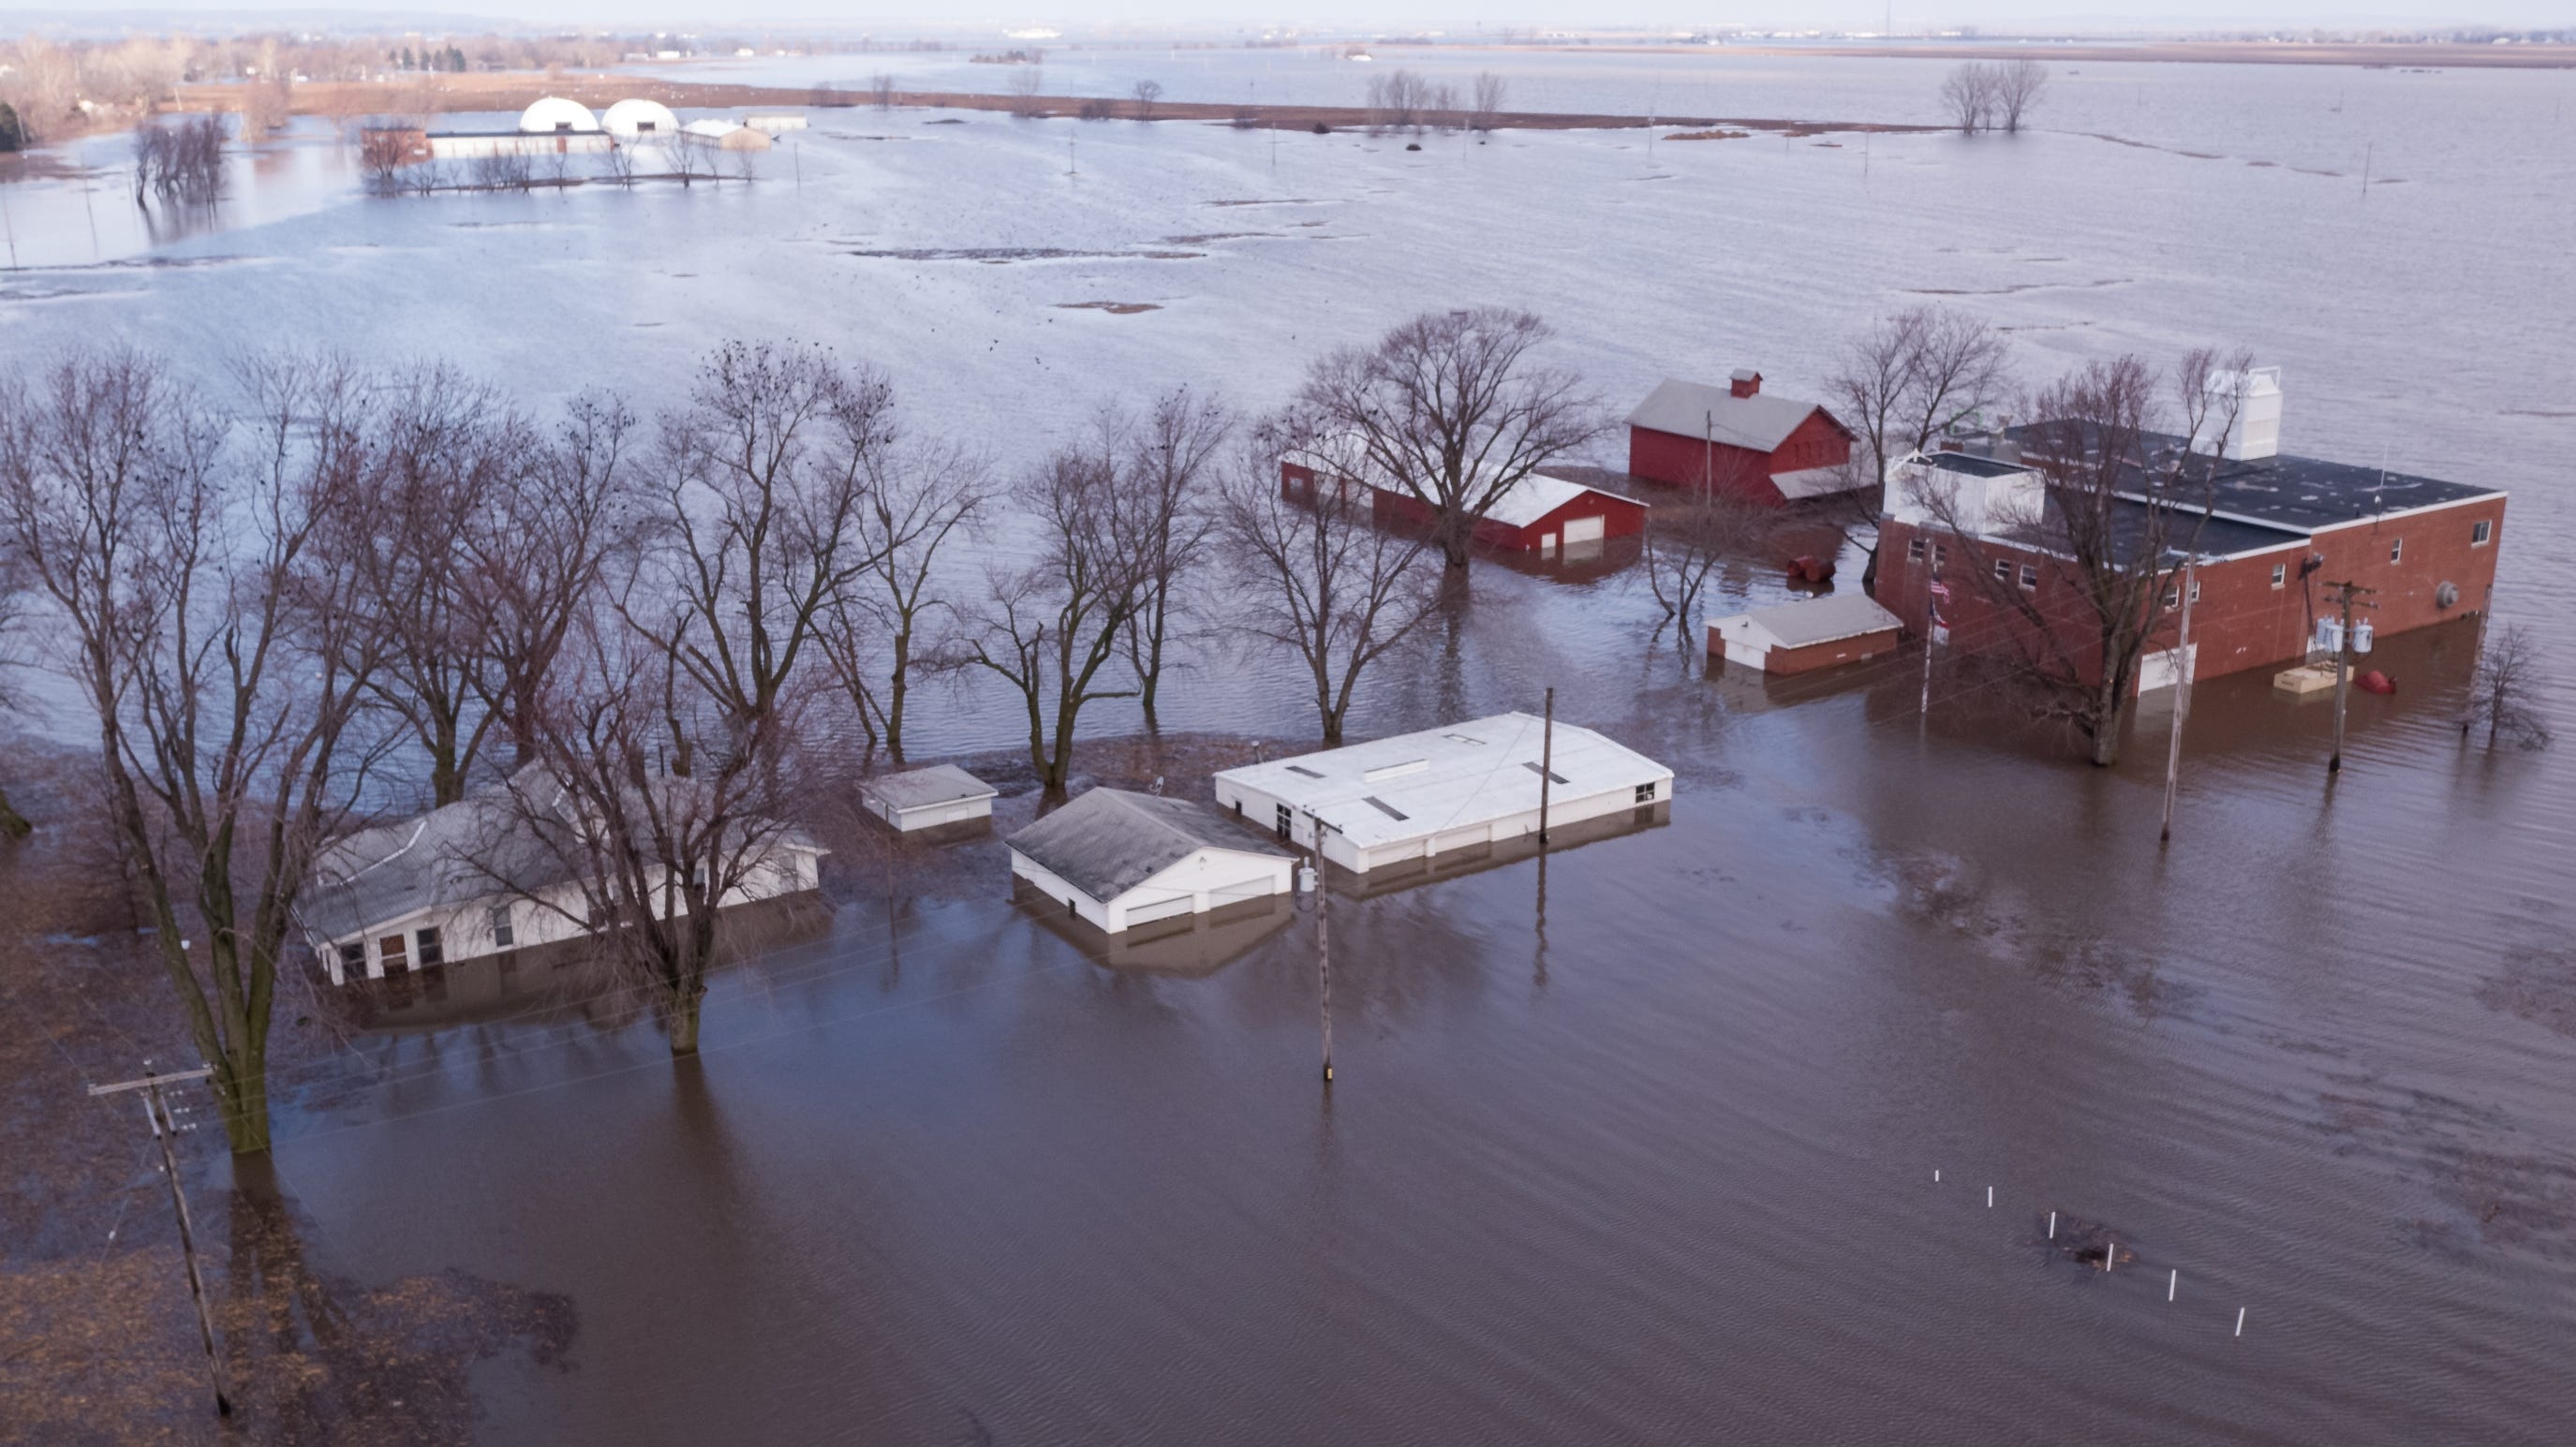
1561,515,1606,545
1124,893,1197,927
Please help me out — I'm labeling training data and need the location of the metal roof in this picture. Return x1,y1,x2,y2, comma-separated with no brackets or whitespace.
1716,593,1904,650
1214,713,1672,851
1007,790,1289,904
1486,469,1647,527
860,764,999,812
1627,377,1840,453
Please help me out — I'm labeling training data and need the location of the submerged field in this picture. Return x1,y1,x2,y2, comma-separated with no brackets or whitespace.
5,52,2576,1442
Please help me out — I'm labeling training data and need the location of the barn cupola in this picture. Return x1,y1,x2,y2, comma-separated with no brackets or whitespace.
1729,368,1763,399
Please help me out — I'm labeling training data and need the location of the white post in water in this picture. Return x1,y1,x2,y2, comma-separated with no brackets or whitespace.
2169,1269,2178,1303
2105,1240,2115,1274
2236,1307,2247,1337
1986,1186,1993,1208
2048,1211,2056,1239
1537,687,1555,847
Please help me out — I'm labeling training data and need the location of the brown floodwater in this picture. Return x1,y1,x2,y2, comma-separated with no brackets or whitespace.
216,577,2576,1444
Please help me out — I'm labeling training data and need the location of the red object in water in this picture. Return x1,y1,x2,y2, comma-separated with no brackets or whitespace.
1787,554,1836,584
2356,670,2396,695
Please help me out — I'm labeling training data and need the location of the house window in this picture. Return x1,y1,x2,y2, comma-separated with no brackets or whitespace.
1634,781,1658,804
1992,558,2012,583
2271,562,2287,589
1932,543,1947,574
337,940,365,974
1907,538,1925,562
2162,586,2180,611
489,906,514,949
2189,580,2203,604
2389,537,2404,564
2472,519,2491,547
2019,563,2039,590
415,925,444,967
1274,802,1294,841
378,932,408,970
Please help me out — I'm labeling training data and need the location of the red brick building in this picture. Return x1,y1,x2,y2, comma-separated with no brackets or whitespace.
1279,457,1647,556
1626,370,1858,507
1875,425,2506,692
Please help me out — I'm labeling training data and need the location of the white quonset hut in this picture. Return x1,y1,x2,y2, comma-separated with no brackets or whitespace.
1006,790,1294,934
518,96,601,134
858,764,999,833
1211,714,1673,874
601,97,682,138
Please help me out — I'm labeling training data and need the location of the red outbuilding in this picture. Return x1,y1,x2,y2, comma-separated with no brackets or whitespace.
1280,457,1647,556
1626,370,1859,507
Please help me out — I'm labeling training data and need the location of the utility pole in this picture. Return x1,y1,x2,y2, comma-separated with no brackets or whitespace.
1537,687,1555,847
90,1064,231,1419
2160,561,2196,843
1312,813,1335,1085
1921,578,1951,718
2323,580,2378,774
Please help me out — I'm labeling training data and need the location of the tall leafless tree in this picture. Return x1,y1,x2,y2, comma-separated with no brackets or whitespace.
1007,66,1045,119
624,342,896,771
1828,306,2013,591
1297,306,1600,577
1939,63,1994,133
0,538,31,838
2462,624,2552,750
0,349,386,1153
1220,421,1442,744
820,440,986,763
1469,72,1507,132
968,440,1147,797
1365,68,1432,135
868,72,896,111
1991,58,2050,133
1132,79,1164,118
1903,348,2252,766
1114,388,1228,730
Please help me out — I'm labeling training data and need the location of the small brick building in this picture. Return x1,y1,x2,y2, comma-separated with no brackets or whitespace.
1626,370,1858,506
1279,457,1646,556
1875,390,2506,692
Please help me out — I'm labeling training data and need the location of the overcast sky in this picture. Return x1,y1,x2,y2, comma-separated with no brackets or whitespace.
22,2,2571,31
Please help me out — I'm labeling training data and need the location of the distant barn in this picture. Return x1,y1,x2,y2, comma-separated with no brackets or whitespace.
1626,370,1859,506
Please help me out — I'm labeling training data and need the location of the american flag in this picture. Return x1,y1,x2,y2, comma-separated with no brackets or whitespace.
1928,580,1953,645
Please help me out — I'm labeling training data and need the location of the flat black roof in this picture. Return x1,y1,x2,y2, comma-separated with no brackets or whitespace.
1997,424,2499,533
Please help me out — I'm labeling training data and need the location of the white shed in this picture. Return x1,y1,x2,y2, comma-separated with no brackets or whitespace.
1707,593,1904,674
682,118,773,150
859,764,999,833
1007,790,1294,934
1211,714,1673,875
517,96,601,134
601,97,682,138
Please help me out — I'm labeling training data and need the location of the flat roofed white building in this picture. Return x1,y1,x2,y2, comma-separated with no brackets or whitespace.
1211,713,1672,875
1008,790,1295,935
859,764,999,832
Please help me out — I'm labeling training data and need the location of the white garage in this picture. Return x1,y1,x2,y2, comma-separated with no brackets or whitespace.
858,764,999,833
1007,790,1294,935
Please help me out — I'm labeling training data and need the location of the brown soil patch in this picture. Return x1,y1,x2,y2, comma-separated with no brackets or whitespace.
1665,129,1751,141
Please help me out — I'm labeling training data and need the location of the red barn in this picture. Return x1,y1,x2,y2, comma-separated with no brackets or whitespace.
1279,458,1646,556
1627,370,1859,506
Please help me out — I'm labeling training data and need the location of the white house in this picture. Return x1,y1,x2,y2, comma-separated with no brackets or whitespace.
1211,714,1673,875
1006,790,1295,935
299,775,825,985
859,764,999,833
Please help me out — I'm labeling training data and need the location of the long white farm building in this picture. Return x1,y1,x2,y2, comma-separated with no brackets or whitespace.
1211,714,1672,875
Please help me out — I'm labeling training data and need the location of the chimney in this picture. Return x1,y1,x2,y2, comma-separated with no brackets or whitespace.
1728,368,1761,399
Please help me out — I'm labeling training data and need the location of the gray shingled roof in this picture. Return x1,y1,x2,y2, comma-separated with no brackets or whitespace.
299,790,574,943
860,763,999,812
1007,790,1288,903
1628,377,1839,453
1733,593,1904,649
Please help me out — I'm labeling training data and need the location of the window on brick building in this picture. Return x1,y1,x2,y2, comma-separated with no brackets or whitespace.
2019,563,2039,590
2162,586,2179,611
2272,562,2287,588
2189,579,2203,604
2389,537,2404,564
1907,538,1924,562
2472,519,2492,547
1993,558,2012,583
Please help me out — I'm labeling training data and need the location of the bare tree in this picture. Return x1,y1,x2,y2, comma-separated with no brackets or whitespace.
1297,306,1601,577
1641,488,1771,652
601,136,637,186
1903,348,2252,766
868,72,896,111
1469,72,1507,132
237,74,293,136
470,148,533,191
1008,66,1045,120
132,114,229,204
1132,79,1163,119
967,441,1147,797
2462,624,2552,750
820,440,986,763
1365,68,1432,135
624,342,897,765
1991,58,2049,133
1115,388,1229,729
0,537,30,838
1939,63,1994,133
0,350,385,1153
669,137,707,188
728,142,760,183
1828,306,2013,591
1221,421,1442,744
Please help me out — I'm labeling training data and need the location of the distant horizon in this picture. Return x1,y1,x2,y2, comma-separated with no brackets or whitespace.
7,4,2572,41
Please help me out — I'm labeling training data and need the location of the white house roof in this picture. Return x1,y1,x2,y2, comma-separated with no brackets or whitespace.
1482,469,1646,527
860,764,998,812
1213,713,1672,851
1008,790,1289,903
517,96,600,133
601,97,681,137
1713,593,1903,651
1628,377,1833,453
